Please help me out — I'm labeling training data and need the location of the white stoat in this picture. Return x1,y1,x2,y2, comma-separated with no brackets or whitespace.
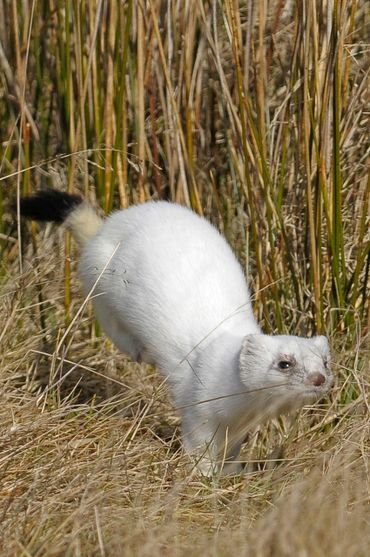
20,190,333,475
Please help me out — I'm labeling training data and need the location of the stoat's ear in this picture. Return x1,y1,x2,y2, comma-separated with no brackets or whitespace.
239,334,268,368
312,335,330,353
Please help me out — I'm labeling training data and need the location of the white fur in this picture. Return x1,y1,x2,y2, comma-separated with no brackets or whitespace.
64,203,102,247
67,200,333,476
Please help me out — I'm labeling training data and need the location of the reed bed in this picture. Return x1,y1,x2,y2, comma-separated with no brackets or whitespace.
0,1,369,555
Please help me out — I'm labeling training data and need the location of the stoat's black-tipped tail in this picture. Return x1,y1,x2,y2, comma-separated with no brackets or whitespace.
20,189,83,223
20,188,103,247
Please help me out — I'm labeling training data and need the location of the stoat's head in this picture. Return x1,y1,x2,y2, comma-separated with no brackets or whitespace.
239,334,333,413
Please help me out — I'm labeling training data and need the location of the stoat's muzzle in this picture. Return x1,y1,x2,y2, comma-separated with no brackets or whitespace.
306,371,326,387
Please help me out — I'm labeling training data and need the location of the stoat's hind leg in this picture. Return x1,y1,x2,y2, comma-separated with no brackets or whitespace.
92,301,143,361
109,326,142,361
137,348,156,365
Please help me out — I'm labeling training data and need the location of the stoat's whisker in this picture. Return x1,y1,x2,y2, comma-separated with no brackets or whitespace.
177,382,291,411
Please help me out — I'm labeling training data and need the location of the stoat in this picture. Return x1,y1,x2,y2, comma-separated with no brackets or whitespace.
20,190,333,475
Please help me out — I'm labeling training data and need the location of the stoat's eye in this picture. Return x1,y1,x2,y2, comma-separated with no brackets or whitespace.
323,358,328,369
278,360,292,370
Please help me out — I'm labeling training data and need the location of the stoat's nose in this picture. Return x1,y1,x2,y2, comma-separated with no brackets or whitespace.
307,372,326,387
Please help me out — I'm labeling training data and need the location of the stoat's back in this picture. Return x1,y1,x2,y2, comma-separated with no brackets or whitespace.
79,201,259,369
20,191,260,371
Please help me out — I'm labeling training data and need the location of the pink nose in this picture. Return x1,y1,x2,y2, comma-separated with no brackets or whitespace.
308,372,326,387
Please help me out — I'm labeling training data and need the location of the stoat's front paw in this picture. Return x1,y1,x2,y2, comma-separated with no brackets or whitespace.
191,455,244,477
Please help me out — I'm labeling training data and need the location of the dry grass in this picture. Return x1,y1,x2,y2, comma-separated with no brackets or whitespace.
1,0,369,555
0,246,369,555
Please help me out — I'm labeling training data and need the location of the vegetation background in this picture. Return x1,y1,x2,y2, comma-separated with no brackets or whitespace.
0,0,369,555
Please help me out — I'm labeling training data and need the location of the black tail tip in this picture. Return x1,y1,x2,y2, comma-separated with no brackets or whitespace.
19,189,83,223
